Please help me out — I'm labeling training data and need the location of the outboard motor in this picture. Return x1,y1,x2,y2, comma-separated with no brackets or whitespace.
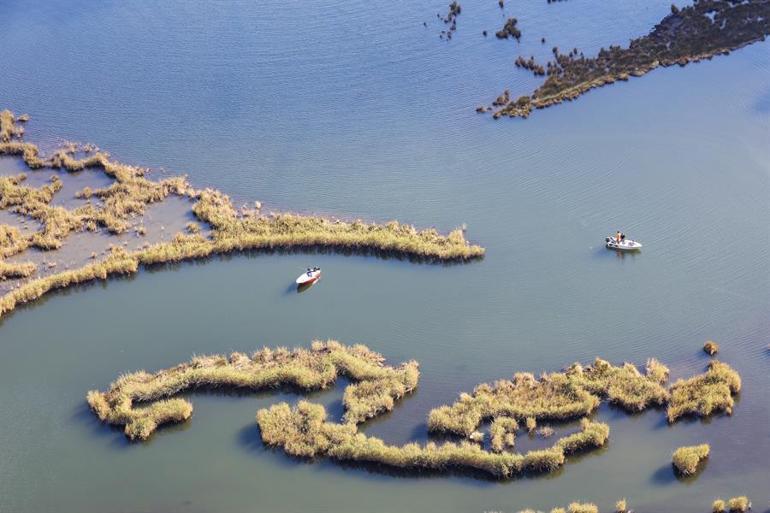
605,237,611,243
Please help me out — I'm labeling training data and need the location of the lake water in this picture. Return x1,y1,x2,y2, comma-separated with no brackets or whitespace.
0,0,768,512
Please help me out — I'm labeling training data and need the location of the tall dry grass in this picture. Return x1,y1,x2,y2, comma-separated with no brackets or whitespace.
672,443,709,475
428,358,669,437
0,111,484,318
667,361,741,423
0,259,36,279
257,401,608,479
87,341,419,440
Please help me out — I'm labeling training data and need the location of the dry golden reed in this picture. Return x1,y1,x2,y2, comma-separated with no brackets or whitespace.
672,443,709,476
0,111,484,319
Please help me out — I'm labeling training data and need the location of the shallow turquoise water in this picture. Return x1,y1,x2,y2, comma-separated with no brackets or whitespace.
0,1,769,512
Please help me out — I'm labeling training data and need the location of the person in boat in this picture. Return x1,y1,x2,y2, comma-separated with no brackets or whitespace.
615,231,622,243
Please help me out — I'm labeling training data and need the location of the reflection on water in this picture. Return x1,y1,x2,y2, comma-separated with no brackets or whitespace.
297,278,320,294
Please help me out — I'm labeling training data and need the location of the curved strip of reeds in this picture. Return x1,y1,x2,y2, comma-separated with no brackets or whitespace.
87,340,419,440
257,402,608,479
0,111,484,319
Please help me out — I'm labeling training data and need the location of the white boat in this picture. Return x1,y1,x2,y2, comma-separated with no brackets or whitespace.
605,235,642,251
296,267,322,285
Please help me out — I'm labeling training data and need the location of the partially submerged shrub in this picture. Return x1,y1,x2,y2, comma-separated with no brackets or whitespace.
526,416,537,432
566,503,598,513
713,499,726,513
667,361,741,422
704,341,719,356
615,498,627,513
672,443,709,475
727,496,750,512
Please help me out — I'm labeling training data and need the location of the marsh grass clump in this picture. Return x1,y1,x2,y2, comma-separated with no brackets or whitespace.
0,223,30,258
0,110,24,142
0,259,36,279
257,399,608,479
726,496,750,512
87,341,419,440
704,341,719,356
713,499,726,513
566,504,598,513
672,443,709,475
489,416,518,452
615,498,627,513
667,361,741,423
428,358,668,437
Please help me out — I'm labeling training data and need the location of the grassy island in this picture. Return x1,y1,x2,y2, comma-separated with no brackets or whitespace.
672,443,710,476
667,360,741,422
493,0,770,118
430,358,740,438
428,358,670,436
88,343,742,480
87,340,420,441
0,111,484,318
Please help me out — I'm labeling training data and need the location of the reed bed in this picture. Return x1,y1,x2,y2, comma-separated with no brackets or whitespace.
489,417,518,452
0,259,36,279
0,224,30,258
0,111,484,317
714,497,751,513
0,247,138,316
494,0,770,118
87,341,419,440
0,110,24,142
257,402,608,479
667,361,741,423
520,501,625,513
428,358,669,437
672,443,710,476
726,497,750,513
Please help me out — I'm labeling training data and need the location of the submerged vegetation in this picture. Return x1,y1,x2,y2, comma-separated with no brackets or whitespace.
672,443,710,476
491,0,770,118
0,111,483,317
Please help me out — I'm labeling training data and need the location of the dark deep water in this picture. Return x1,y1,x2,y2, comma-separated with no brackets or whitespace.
0,0,768,512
